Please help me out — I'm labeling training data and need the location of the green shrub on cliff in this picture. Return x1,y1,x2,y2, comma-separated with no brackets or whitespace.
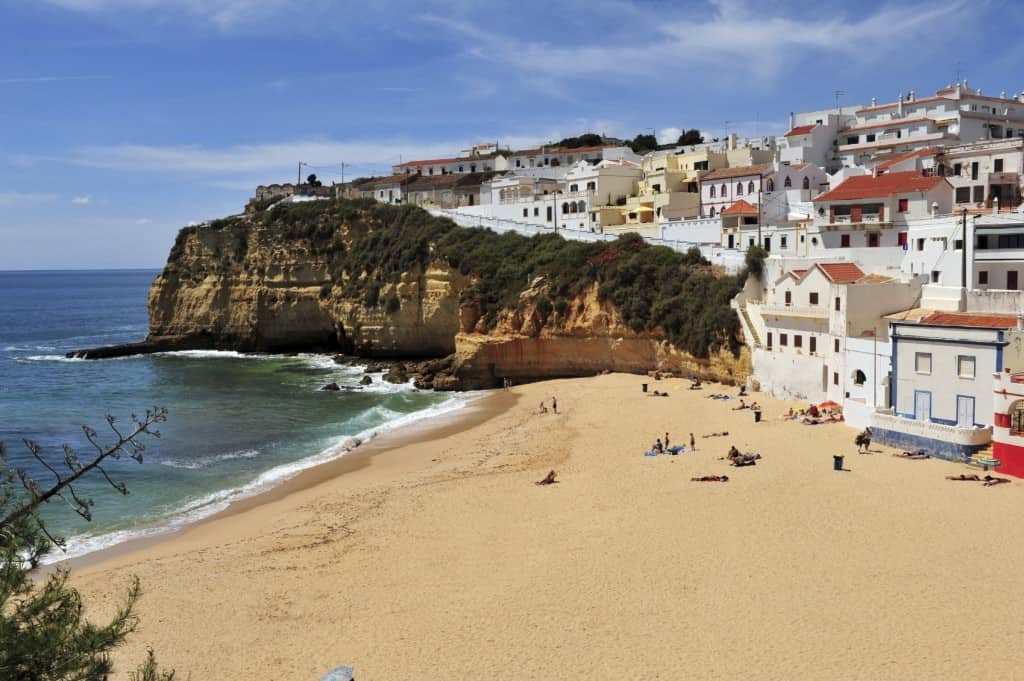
179,199,752,358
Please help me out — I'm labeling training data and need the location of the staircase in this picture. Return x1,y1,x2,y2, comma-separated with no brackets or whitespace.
738,304,762,349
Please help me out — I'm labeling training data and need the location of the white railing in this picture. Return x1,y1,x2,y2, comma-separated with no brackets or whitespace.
749,301,829,318
431,209,746,273
870,410,992,446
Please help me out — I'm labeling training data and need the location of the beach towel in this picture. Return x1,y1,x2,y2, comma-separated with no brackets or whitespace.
644,450,659,457
321,664,354,681
668,445,686,454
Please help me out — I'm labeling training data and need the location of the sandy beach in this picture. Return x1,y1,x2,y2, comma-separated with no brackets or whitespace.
70,373,1024,680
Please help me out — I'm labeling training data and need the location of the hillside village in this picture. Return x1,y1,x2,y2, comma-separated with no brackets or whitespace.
252,81,1024,477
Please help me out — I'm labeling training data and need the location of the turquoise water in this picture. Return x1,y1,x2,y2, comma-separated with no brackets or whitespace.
0,270,468,561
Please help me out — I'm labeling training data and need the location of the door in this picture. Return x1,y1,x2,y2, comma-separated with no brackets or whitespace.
763,237,771,252
728,234,735,249
914,391,932,421
1009,271,1019,290
956,396,975,428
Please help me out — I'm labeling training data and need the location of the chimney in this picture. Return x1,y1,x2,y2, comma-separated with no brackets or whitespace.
993,196,1000,215
1001,91,1007,100
728,133,737,151
909,89,916,102
871,96,877,106
898,92,904,116
789,112,795,130
931,201,939,217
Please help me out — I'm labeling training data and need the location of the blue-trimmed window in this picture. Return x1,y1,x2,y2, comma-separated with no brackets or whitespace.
915,352,932,375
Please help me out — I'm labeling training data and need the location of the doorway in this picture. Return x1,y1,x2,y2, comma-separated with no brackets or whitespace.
914,390,932,421
956,395,975,428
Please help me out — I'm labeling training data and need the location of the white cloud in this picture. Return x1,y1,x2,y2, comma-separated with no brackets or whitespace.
0,192,58,206
135,218,152,225
43,0,291,31
71,195,92,205
423,0,969,84
658,127,682,145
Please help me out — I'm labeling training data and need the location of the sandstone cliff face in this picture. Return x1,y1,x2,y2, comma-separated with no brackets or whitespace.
148,219,469,357
141,208,750,387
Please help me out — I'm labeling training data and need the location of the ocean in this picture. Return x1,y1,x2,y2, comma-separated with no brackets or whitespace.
0,269,471,562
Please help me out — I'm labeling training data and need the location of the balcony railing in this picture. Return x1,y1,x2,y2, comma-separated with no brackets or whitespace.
749,301,829,318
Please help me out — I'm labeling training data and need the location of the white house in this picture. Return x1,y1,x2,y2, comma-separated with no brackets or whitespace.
871,310,1024,459
699,163,773,219
991,365,1024,477
781,107,861,172
938,138,1024,210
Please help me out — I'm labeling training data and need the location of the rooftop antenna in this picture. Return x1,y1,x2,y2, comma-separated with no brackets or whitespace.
833,89,845,113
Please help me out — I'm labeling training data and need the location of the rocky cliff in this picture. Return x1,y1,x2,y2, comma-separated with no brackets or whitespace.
74,199,751,388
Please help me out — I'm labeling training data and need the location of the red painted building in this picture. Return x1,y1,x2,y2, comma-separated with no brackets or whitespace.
993,368,1024,477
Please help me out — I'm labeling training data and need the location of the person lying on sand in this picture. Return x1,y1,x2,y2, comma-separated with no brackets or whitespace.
894,450,930,459
691,475,729,482
782,408,797,420
648,390,668,397
946,474,981,481
802,417,822,425
536,470,558,485
984,475,1010,487
702,431,729,438
732,400,748,411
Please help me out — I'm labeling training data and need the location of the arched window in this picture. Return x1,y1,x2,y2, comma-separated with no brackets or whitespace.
570,202,578,213
784,176,792,188
709,207,717,218
1011,399,1024,435
710,185,716,198
720,183,728,196
586,181,596,191
853,370,867,386
767,179,775,192
736,182,744,196
748,181,755,194
802,176,810,190
562,202,570,214
569,184,579,192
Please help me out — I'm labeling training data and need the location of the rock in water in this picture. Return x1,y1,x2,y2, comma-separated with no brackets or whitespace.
360,375,373,385
321,382,341,391
383,365,408,384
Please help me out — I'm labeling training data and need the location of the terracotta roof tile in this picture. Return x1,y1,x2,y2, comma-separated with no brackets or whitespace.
396,157,459,168
817,262,865,284
814,170,949,202
721,198,758,216
701,163,774,181
856,273,895,284
785,124,817,137
921,312,1020,329
875,147,940,171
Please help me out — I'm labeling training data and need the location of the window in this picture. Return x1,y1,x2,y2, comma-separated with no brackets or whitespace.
809,336,816,354
523,208,528,217
979,270,989,285
971,162,979,180
854,370,866,385
841,234,851,248
953,163,962,176
515,159,521,168
866,133,877,143
748,181,755,194
720,183,728,196
767,179,775,191
784,291,792,305
767,332,773,349
995,158,1004,172
955,239,963,250
1011,401,1024,435
546,206,553,221
590,212,596,221
834,296,841,311
834,338,840,353
784,176,792,188
898,231,908,246
780,333,788,346
898,198,909,212
794,335,803,349
955,187,971,203
1010,271,1020,290
868,233,880,247
802,176,810,190
586,181,596,191
916,238,925,252
781,235,788,249
809,292,819,305
709,207,717,218
710,185,716,198
736,182,744,195
652,184,662,193
833,372,839,386
569,184,578,192
957,355,976,379
562,202,569,214
458,165,464,172
915,352,932,375
974,185,985,203
931,270,940,283
847,136,859,145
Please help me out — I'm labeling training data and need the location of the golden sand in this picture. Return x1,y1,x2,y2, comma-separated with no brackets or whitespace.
71,374,1024,680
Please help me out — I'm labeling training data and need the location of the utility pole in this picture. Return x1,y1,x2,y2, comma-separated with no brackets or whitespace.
297,161,303,186
340,162,346,185
961,208,969,288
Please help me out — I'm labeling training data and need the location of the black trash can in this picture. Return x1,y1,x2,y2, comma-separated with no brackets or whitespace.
754,410,762,423
642,383,648,393
833,455,844,471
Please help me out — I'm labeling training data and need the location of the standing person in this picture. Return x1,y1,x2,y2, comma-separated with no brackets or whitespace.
690,432,696,451
552,396,558,414
665,432,670,450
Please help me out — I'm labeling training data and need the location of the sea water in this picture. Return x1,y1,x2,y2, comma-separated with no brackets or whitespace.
0,270,469,562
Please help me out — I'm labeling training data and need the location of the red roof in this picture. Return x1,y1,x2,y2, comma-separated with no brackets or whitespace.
790,268,808,279
817,262,865,284
701,163,774,181
814,171,949,202
396,157,459,168
875,147,939,172
785,124,817,137
920,312,1019,329
721,199,758,216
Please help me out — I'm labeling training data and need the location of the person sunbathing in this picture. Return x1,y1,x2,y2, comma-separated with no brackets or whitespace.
802,417,822,425
535,470,558,485
726,445,740,459
894,450,930,459
782,408,796,420
946,473,981,481
691,475,729,482
732,400,748,411
983,475,1010,487
702,431,729,438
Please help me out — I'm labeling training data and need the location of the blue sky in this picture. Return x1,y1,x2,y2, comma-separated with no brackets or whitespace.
1,0,1020,269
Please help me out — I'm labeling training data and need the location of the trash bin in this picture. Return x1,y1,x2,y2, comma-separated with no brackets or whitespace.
833,455,844,471
642,383,648,393
754,410,762,423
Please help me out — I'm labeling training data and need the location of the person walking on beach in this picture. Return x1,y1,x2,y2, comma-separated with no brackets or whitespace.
690,433,696,451
665,432,670,450
552,396,558,414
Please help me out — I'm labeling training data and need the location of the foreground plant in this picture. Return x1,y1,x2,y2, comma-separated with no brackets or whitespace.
0,407,178,680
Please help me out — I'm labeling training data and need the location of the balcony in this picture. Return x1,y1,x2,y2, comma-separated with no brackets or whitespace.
833,213,881,224
749,300,829,319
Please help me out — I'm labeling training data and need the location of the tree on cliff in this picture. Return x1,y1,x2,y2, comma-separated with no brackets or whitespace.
629,133,659,154
677,129,704,145
306,173,323,187
0,408,177,680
